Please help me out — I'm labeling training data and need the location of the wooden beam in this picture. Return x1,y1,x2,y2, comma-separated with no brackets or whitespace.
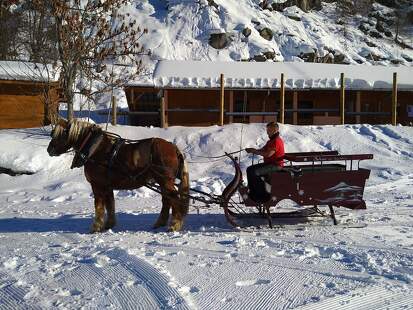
220,73,225,126
229,90,234,124
356,91,361,124
243,90,247,122
164,89,169,128
280,73,285,124
130,87,135,109
160,95,166,128
340,73,345,125
111,95,117,125
292,91,298,125
392,72,397,125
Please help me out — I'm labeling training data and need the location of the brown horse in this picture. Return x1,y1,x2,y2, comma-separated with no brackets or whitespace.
47,118,189,232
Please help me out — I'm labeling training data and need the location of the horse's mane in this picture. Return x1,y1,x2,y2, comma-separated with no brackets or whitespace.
53,119,100,144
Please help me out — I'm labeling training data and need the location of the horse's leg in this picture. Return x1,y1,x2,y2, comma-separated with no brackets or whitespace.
165,180,184,232
104,190,116,230
153,187,171,229
90,184,107,233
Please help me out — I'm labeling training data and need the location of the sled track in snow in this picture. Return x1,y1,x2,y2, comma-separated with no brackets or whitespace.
296,284,413,310
56,234,193,310
0,233,193,310
0,272,42,310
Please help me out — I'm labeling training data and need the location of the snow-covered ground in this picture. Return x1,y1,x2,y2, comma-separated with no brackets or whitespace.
0,123,413,309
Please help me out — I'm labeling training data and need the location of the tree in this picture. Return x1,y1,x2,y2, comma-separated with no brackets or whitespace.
0,0,23,60
31,0,148,121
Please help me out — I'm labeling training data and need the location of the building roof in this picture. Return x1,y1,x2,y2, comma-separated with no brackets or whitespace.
0,61,59,82
151,60,413,90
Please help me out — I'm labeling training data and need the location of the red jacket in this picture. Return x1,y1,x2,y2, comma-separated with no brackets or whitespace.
263,134,285,167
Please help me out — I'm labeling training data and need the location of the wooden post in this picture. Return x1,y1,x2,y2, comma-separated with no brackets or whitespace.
220,73,225,126
392,72,397,125
160,95,166,128
130,88,135,108
340,73,345,125
229,90,234,124
111,95,117,125
280,73,285,124
356,91,361,124
164,89,169,128
243,90,248,122
293,91,298,125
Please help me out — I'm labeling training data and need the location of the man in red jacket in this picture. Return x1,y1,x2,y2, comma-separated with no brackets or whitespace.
245,122,285,203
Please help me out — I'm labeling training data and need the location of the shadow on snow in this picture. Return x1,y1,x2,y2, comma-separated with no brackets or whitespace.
0,212,233,234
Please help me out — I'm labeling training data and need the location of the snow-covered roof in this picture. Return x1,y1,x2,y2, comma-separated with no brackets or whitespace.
151,60,413,90
0,61,59,82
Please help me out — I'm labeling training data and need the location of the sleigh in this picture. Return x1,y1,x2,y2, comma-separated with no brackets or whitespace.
220,151,373,227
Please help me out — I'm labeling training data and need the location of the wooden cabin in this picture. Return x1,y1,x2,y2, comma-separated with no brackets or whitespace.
0,61,60,129
125,60,413,127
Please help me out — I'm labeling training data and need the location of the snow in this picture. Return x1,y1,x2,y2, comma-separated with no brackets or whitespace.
152,60,413,90
1,122,413,308
0,61,59,82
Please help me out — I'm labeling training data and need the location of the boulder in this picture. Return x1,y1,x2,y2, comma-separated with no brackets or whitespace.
263,51,276,60
334,53,347,64
242,27,252,38
365,40,377,47
390,58,404,64
369,30,383,39
209,33,232,49
271,0,321,12
402,54,412,62
207,0,219,10
253,54,267,62
375,0,398,8
375,22,385,33
259,28,273,41
384,30,393,37
300,51,317,62
286,14,302,21
358,23,370,34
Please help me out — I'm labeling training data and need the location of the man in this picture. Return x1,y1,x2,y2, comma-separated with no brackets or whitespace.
245,122,285,203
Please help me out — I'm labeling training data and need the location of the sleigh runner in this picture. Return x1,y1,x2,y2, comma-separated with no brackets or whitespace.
220,151,373,228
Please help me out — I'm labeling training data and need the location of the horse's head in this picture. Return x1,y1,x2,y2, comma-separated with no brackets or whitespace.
47,118,72,156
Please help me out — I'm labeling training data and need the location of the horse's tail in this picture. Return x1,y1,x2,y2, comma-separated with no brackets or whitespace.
177,150,190,216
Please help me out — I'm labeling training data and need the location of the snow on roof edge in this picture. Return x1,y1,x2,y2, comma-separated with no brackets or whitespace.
138,60,413,91
0,61,59,82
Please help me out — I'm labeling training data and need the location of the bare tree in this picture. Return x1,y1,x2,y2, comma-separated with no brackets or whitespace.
0,0,23,60
31,0,148,121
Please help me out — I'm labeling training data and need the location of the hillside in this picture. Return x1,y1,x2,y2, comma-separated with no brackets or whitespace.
133,0,413,71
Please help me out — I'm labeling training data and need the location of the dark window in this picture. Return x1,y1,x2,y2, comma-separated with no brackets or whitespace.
138,92,160,111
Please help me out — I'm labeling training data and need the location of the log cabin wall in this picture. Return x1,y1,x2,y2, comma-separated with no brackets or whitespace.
124,86,413,126
0,80,60,129
167,89,231,126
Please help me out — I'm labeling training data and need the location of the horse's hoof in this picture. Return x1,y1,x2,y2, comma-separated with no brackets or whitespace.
105,221,116,230
90,223,105,233
168,221,183,232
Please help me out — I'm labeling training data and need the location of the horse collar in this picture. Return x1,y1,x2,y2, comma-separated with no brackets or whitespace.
70,128,104,169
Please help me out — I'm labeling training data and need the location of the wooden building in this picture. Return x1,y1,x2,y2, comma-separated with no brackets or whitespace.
125,60,413,127
0,61,60,129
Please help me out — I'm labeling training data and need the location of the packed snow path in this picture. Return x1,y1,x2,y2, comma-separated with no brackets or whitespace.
0,124,412,309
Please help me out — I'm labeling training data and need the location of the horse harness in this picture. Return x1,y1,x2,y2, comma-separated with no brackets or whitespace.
70,127,155,182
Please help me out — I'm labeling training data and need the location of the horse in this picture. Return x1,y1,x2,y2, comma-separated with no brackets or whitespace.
47,118,189,233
